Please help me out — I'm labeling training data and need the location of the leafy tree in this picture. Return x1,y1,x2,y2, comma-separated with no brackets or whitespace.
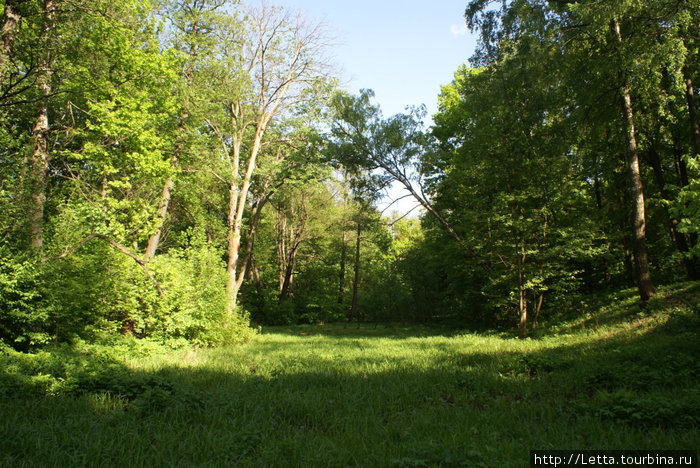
196,3,334,314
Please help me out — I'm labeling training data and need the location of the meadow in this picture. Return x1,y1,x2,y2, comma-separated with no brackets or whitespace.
1,284,698,467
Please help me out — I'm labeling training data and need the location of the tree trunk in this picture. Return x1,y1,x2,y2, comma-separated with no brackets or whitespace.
620,231,636,288
277,198,306,302
685,69,700,158
338,219,347,304
531,292,544,332
241,193,268,294
517,240,527,339
249,254,262,294
279,251,296,301
226,175,242,314
28,0,55,251
0,0,21,86
226,125,265,315
348,220,361,323
144,172,175,260
145,111,189,260
613,18,655,302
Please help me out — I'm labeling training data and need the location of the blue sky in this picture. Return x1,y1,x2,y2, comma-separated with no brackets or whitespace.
274,0,478,119
271,0,479,215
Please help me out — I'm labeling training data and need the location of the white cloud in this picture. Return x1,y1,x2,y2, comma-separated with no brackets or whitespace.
450,23,469,37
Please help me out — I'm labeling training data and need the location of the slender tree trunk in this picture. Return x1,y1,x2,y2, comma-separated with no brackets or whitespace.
338,218,347,304
613,19,655,302
276,214,287,294
348,219,361,323
249,254,262,294
620,231,636,288
226,126,264,315
144,170,175,259
241,193,268,293
145,112,188,260
29,0,55,251
279,250,296,301
277,199,306,302
685,69,700,157
532,292,544,331
517,240,527,339
226,176,242,314
671,136,690,187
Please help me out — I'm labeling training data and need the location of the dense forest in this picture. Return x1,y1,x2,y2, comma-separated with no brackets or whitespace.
1,0,699,351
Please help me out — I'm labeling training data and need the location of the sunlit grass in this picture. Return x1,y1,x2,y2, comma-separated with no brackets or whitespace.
1,284,698,467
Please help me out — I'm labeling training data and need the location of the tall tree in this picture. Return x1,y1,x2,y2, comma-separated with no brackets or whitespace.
200,3,332,314
143,0,234,260
27,0,57,251
463,0,684,301
329,90,486,264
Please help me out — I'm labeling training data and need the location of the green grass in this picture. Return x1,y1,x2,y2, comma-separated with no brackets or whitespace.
1,283,699,467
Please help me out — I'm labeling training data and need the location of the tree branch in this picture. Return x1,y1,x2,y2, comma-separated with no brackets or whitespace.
47,233,165,298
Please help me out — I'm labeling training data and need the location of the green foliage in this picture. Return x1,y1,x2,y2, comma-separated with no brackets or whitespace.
0,246,48,350
149,230,256,346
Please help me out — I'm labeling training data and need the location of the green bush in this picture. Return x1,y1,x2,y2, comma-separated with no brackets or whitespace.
0,245,50,350
147,230,255,346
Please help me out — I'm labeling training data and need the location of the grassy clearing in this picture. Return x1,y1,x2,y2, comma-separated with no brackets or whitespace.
1,283,699,467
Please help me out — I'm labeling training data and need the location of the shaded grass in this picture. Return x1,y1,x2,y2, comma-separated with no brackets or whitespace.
1,283,698,467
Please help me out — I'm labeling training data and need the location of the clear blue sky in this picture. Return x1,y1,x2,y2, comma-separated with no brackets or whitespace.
270,0,479,216
273,0,478,119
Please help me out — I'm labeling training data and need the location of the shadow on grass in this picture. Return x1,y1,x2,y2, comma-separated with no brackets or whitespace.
1,306,698,467
259,322,462,339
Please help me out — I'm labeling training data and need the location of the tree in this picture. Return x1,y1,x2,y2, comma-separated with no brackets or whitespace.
431,54,597,337
462,0,700,302
328,90,487,264
199,3,333,314
143,0,234,260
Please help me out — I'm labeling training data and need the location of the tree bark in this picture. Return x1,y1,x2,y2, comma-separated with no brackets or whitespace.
276,214,287,294
276,195,307,302
279,252,296,301
338,223,347,304
613,18,655,302
685,69,700,158
517,239,527,339
144,169,175,259
348,219,361,323
145,111,188,260
226,124,270,315
28,0,56,251
0,0,21,86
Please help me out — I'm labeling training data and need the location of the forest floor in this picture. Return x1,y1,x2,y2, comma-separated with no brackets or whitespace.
1,283,699,467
